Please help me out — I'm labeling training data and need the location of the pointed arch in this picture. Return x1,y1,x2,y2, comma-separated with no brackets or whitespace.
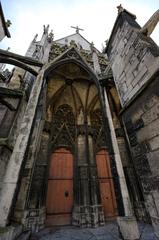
44,47,100,88
41,48,122,227
43,50,105,118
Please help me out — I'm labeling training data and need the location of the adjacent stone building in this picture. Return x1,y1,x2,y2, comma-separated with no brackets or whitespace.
106,6,159,237
0,5,159,239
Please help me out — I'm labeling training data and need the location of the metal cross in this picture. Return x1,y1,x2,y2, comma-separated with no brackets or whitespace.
71,26,84,34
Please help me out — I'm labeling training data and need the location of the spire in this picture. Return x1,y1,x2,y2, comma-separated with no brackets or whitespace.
90,41,95,52
43,24,49,34
33,34,38,42
41,24,50,45
48,29,54,43
140,9,159,36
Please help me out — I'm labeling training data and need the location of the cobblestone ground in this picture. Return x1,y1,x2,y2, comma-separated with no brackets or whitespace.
31,222,157,240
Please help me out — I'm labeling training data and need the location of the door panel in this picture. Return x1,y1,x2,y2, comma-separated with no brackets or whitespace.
96,152,109,178
96,149,117,218
46,148,73,226
47,180,73,213
49,149,73,179
99,180,116,217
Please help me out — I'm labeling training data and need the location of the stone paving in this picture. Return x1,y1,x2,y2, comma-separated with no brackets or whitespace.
31,222,157,240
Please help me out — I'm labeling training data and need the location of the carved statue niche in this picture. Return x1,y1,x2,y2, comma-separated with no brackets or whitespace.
77,108,87,165
46,105,52,123
90,108,106,152
77,107,84,125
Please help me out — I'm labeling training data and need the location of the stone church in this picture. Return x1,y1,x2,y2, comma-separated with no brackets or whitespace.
0,4,159,239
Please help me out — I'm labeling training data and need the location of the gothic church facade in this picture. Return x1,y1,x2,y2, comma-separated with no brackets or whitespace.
0,6,159,238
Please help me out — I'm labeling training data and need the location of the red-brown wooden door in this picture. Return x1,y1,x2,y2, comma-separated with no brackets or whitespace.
46,148,73,226
96,149,117,218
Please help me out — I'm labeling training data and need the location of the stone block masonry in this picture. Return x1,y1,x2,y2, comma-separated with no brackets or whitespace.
106,8,159,237
107,12,159,107
122,79,159,237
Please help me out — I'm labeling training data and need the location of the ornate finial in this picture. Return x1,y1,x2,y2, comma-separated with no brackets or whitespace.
18,74,25,89
90,42,95,52
6,19,11,27
48,29,54,43
90,41,94,47
33,34,38,42
117,4,124,14
71,26,84,34
105,39,108,46
43,24,49,34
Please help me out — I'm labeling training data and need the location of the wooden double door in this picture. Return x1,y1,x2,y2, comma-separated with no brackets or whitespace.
46,148,73,226
46,148,117,226
96,149,117,218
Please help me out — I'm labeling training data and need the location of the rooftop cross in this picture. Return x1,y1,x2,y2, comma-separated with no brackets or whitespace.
71,25,84,34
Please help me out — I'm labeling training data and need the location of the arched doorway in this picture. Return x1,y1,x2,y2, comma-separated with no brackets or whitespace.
46,148,74,226
43,57,120,227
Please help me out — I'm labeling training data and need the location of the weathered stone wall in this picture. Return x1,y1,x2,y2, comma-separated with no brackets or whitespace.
0,100,19,139
0,146,11,192
0,92,25,199
106,10,159,235
9,68,26,89
107,11,159,106
12,88,46,231
0,26,51,229
8,98,27,148
122,76,159,233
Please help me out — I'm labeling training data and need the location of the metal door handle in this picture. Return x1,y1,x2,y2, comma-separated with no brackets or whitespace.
65,191,69,197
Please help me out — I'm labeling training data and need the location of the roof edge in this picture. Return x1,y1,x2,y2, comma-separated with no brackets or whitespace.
54,32,101,53
105,8,140,55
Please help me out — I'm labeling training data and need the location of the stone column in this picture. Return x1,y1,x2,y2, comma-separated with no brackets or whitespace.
103,87,133,216
87,134,105,227
73,131,91,227
88,135,95,164
73,108,91,226
77,133,90,206
88,134,99,206
0,69,44,227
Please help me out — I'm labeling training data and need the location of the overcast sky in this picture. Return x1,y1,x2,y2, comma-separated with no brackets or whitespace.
0,0,159,55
